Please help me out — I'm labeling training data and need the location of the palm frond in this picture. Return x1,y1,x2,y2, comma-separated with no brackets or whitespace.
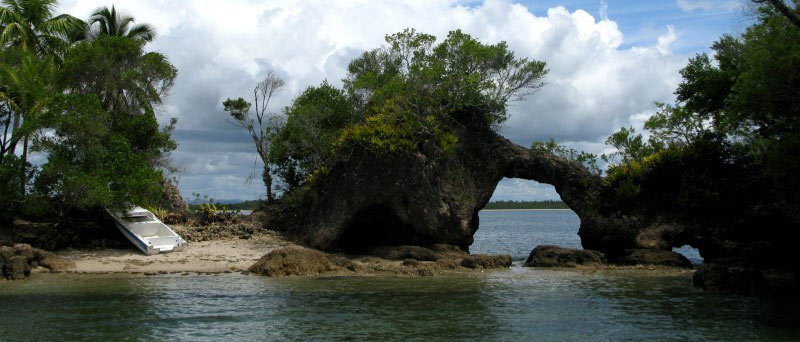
0,22,27,47
127,23,155,42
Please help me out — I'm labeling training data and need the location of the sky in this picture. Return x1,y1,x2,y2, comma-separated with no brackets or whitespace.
56,0,753,201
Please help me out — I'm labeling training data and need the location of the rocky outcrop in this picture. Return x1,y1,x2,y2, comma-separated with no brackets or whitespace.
249,247,338,277
274,128,609,253
0,212,128,251
248,246,511,277
612,249,692,269
269,125,797,293
460,254,512,269
524,245,606,268
0,244,75,280
368,245,439,261
160,179,189,213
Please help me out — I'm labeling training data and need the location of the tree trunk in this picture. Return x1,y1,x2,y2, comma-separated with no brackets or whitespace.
7,113,20,156
755,0,800,28
263,163,274,203
20,136,28,196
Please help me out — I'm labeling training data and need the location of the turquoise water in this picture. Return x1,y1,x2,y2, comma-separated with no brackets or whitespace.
1,210,797,341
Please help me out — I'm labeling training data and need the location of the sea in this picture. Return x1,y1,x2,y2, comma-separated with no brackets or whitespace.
1,210,798,341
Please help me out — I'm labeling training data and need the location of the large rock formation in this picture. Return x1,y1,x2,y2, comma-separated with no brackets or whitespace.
275,128,610,253
272,127,798,293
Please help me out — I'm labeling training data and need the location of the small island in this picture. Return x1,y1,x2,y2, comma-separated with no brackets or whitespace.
1,1,800,341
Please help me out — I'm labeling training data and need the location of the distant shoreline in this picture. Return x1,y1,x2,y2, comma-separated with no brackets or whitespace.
480,209,572,212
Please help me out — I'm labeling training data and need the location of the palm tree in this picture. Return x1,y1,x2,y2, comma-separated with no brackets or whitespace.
88,5,155,42
0,0,86,58
0,52,55,196
0,0,84,169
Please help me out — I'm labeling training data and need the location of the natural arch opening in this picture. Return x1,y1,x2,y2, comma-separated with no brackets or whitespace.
673,245,703,265
338,204,430,253
471,178,582,260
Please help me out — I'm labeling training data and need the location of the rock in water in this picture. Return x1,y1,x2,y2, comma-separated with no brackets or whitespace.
460,254,512,269
249,247,337,277
524,245,606,268
613,249,692,269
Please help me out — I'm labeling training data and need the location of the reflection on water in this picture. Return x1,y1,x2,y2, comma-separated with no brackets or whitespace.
1,272,799,341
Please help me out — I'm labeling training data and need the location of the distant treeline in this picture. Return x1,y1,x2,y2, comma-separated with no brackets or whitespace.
483,200,568,210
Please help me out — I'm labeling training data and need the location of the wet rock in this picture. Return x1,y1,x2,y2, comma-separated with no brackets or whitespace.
369,245,438,261
249,247,338,277
460,254,512,269
614,249,692,269
524,245,606,268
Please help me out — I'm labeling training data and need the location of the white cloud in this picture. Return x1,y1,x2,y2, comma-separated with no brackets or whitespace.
657,25,678,55
56,0,689,201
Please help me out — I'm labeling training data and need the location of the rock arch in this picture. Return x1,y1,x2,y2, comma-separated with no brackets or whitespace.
274,131,647,255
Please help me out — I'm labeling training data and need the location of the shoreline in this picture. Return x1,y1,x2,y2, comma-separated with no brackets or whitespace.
480,209,571,212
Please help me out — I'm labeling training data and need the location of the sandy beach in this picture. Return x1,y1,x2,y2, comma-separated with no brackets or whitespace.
51,232,289,274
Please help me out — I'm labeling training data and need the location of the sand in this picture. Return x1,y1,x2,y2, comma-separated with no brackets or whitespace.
53,233,289,274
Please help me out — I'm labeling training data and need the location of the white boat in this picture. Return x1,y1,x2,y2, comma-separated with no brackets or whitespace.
107,206,187,255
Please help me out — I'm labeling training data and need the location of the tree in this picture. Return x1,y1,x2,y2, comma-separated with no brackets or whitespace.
0,0,85,191
223,71,285,202
269,81,358,189
88,5,155,42
34,94,165,215
753,0,800,28
0,0,86,58
0,52,55,170
601,127,664,166
59,36,176,120
345,29,548,129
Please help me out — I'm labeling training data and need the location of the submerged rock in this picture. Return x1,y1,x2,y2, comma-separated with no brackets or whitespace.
524,245,606,268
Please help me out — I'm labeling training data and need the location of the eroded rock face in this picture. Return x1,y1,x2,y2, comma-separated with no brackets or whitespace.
275,129,612,254
270,128,797,293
